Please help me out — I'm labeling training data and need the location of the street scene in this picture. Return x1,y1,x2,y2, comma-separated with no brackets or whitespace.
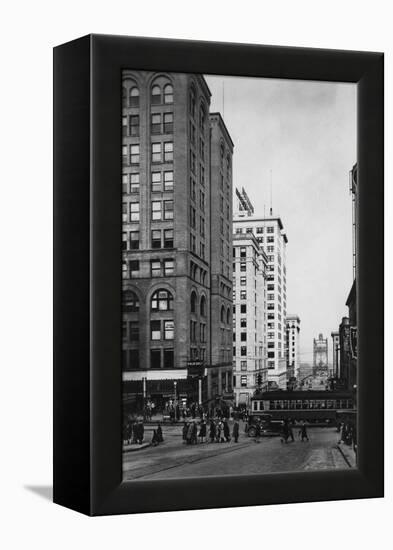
123,419,354,481
121,70,357,479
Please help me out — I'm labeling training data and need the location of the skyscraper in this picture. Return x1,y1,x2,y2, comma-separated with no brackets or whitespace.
232,232,268,406
233,189,288,389
121,71,233,410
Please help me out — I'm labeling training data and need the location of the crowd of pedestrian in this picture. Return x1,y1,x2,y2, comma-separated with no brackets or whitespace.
280,419,309,444
181,418,240,445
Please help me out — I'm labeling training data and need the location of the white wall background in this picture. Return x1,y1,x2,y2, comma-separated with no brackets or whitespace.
0,1,390,547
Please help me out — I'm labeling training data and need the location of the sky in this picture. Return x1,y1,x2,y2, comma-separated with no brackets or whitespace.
205,74,357,365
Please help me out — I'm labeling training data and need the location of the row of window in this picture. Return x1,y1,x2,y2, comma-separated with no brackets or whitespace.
122,320,174,341
122,229,174,251
122,171,174,194
122,259,174,278
190,320,207,343
122,112,174,137
122,199,174,223
122,142,174,165
123,289,173,312
234,226,275,235
122,83,173,109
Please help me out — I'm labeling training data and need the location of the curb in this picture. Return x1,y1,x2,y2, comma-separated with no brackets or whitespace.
123,443,151,453
335,444,355,468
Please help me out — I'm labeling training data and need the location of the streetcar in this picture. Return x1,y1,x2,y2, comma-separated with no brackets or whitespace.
249,390,355,426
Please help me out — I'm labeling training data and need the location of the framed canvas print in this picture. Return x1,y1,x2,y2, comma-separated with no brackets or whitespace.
53,34,384,516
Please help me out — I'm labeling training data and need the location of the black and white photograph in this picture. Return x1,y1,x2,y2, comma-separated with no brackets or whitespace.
121,70,358,480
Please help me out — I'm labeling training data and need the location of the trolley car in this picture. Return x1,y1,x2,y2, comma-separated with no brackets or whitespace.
249,390,355,426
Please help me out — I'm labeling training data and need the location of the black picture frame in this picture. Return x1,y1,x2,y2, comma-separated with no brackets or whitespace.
53,34,384,516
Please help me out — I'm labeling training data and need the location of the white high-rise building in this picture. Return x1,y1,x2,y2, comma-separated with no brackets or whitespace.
232,232,268,406
233,188,288,389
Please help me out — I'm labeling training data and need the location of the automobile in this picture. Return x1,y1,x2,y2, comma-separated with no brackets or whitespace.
245,413,282,437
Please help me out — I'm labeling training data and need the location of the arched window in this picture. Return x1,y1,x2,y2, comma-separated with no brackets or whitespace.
122,87,127,108
151,289,173,311
129,87,140,107
191,291,197,313
227,307,231,324
164,84,174,104
200,295,206,317
151,85,161,105
123,290,139,312
199,104,206,132
221,305,225,323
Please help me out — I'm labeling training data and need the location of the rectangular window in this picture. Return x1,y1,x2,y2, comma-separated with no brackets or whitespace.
240,247,246,258
122,144,128,164
241,375,247,387
164,259,174,276
164,142,173,162
151,260,162,277
240,276,246,286
190,150,196,173
122,173,128,193
240,263,246,272
200,165,205,186
152,201,162,220
151,229,161,249
152,143,162,162
240,318,247,328
130,202,140,222
200,217,205,238
151,171,161,192
129,321,139,342
164,320,174,340
122,232,127,250
130,230,139,250
241,361,247,371
130,144,140,164
128,349,139,369
122,202,127,222
163,348,174,368
267,226,274,233
164,170,174,191
190,206,196,228
151,320,161,340
164,112,174,133
151,349,161,369
151,113,161,134
164,200,174,220
129,260,139,278
241,346,247,356
240,304,247,314
130,173,140,193
240,333,247,342
240,290,247,300
130,115,139,136
164,229,174,248
122,115,128,136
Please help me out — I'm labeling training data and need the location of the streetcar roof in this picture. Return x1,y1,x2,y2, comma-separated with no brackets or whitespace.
252,390,353,400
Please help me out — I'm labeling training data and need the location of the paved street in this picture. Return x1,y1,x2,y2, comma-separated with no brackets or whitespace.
123,424,350,481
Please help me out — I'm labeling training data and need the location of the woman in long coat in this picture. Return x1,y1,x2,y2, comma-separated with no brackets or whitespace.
199,420,207,443
232,420,240,443
209,419,216,443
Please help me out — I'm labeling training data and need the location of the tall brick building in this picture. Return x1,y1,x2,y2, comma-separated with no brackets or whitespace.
121,71,233,411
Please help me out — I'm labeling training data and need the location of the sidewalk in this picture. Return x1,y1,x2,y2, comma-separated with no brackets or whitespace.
123,442,151,453
336,442,357,468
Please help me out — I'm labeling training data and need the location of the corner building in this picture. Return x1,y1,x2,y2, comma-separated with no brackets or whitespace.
233,197,288,389
121,71,233,411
